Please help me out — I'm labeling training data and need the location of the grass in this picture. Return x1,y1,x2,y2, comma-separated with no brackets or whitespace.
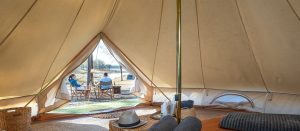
49,99,141,114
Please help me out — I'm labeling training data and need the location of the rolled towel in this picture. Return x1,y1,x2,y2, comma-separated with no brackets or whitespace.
174,116,202,131
148,115,178,131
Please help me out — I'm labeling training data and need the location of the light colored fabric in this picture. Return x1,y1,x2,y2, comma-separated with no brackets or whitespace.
103,0,300,94
38,34,101,114
1,0,300,115
237,0,300,94
153,88,300,114
0,0,36,45
102,33,153,102
0,0,114,115
0,0,114,100
0,0,84,98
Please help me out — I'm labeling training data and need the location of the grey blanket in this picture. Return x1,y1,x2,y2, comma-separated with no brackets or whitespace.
220,112,300,131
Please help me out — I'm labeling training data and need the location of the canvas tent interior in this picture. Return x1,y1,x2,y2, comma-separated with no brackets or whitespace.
0,0,300,117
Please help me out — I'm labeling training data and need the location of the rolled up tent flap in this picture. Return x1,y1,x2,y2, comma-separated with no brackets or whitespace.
102,0,300,94
38,34,101,114
101,33,154,102
0,0,116,115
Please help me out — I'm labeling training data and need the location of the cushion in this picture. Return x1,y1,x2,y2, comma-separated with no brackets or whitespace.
174,116,202,131
148,115,178,131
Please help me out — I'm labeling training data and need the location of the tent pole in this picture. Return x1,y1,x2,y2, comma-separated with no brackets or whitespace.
120,66,123,81
175,0,182,123
87,54,93,86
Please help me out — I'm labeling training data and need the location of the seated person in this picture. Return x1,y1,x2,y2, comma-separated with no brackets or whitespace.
68,74,85,90
99,72,112,90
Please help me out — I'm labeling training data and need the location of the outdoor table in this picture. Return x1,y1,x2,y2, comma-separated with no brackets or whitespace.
82,85,92,100
109,108,196,131
112,86,121,94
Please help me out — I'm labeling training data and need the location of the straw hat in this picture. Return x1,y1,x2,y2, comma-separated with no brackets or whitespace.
111,110,147,129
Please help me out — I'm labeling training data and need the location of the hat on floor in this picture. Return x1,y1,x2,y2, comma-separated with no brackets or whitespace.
111,110,147,129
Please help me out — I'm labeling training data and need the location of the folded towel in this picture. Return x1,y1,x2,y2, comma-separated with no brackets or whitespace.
174,116,202,131
148,115,178,131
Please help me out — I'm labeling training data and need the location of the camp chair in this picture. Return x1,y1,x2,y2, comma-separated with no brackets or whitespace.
90,85,100,99
70,84,91,100
97,81,113,99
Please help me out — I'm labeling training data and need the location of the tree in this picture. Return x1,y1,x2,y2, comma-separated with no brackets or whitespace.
105,64,112,70
94,59,105,69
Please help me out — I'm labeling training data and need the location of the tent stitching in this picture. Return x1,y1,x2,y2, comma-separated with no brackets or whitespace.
102,38,154,100
101,33,170,101
103,0,119,30
38,0,86,91
287,0,300,22
0,0,38,47
194,0,206,90
49,35,100,99
151,0,164,93
235,0,270,93
101,33,169,100
25,0,86,107
37,34,101,113
0,95,35,102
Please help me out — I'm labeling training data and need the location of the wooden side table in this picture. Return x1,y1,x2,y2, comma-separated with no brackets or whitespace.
109,108,197,131
112,86,121,94
109,115,157,131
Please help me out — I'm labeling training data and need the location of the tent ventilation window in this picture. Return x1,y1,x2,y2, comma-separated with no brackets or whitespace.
210,93,255,109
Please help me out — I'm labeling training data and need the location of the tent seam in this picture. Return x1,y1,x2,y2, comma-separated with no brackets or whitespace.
25,0,86,107
38,0,86,91
0,95,36,102
235,0,270,93
0,0,38,47
103,0,120,30
194,0,206,90
150,0,164,91
101,33,170,101
31,34,101,113
286,0,300,22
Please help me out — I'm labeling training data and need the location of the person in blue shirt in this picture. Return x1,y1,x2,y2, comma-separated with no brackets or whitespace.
100,72,112,90
68,74,84,90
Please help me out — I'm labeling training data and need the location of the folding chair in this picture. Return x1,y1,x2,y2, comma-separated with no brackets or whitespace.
97,81,114,99
70,85,90,100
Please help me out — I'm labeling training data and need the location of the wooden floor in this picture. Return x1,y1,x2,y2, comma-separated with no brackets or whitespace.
196,108,234,131
33,106,238,131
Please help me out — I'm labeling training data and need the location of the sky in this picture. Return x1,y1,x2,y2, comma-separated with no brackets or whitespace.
92,40,119,66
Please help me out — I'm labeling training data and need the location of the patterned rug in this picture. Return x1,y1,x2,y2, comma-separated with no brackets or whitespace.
92,107,158,119
92,111,124,119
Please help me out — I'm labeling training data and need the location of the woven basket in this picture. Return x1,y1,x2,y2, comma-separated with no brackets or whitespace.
0,107,31,131
0,110,7,131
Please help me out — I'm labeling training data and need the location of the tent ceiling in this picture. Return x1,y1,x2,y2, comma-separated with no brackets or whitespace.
0,0,115,99
0,0,36,45
0,0,300,101
103,0,300,94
